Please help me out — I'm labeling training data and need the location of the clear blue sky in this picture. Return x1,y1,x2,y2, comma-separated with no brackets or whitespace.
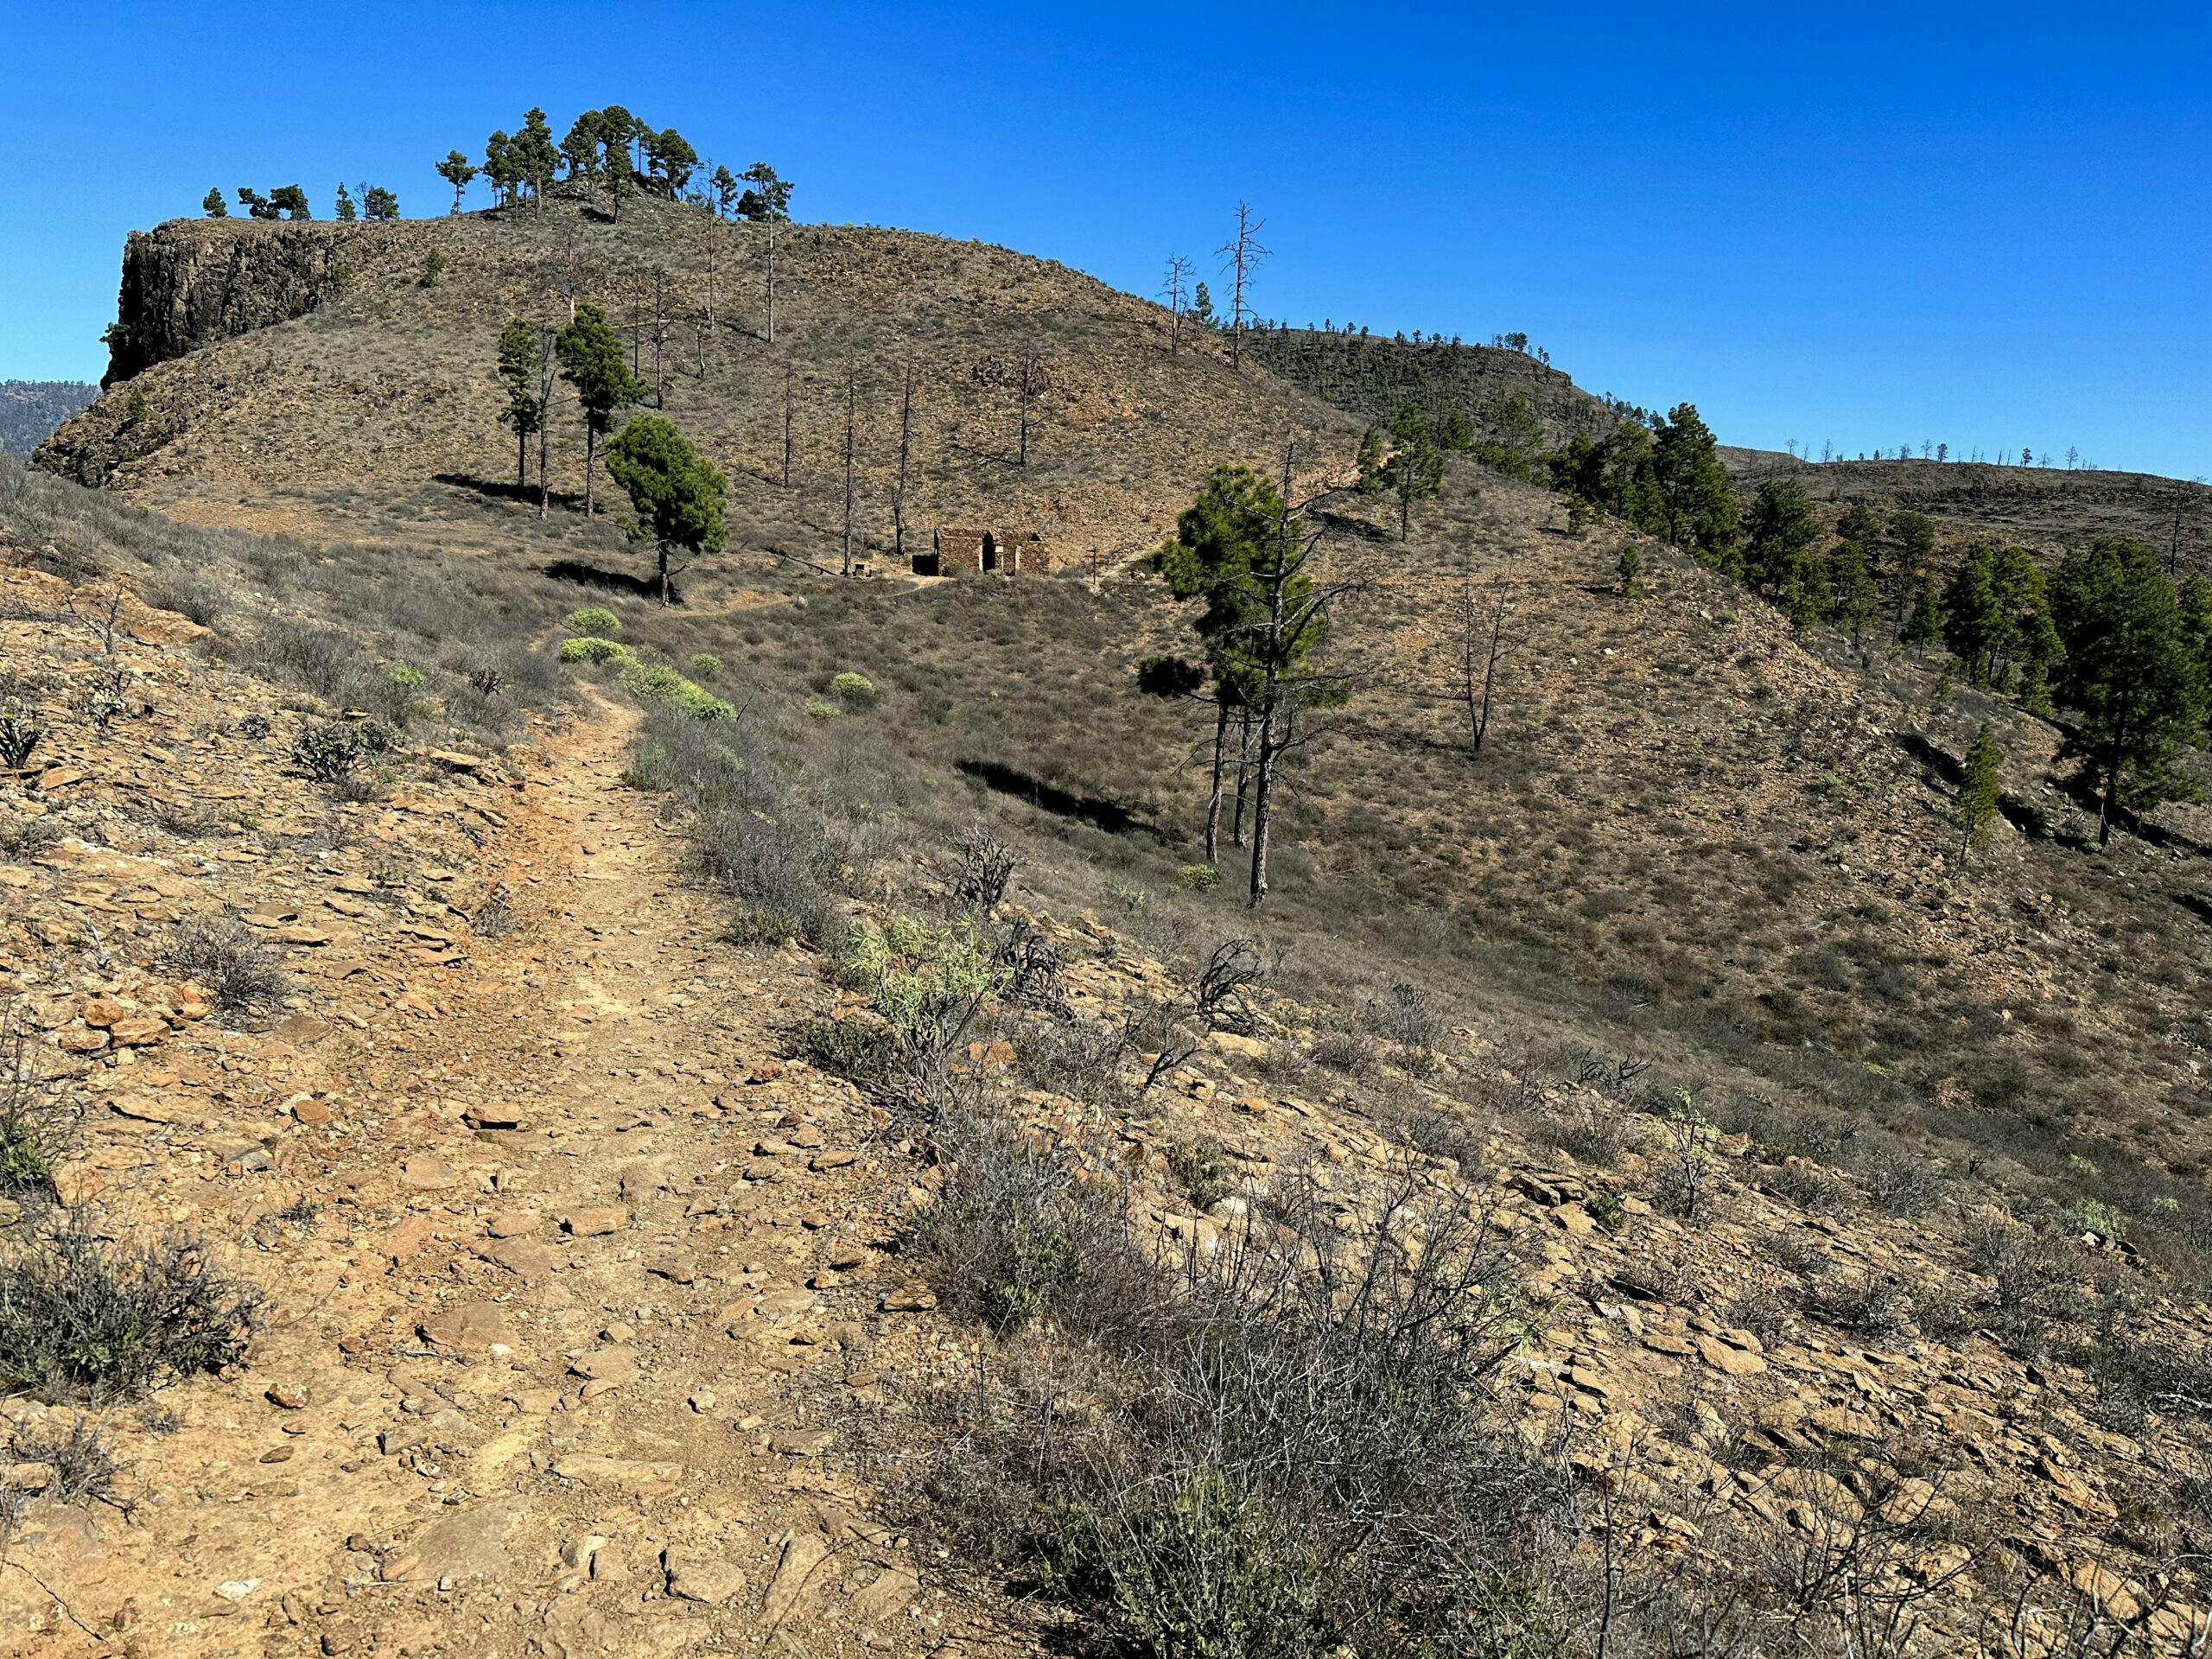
4,1,2205,477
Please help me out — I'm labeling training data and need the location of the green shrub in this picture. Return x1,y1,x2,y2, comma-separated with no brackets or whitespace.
290,720,367,782
830,671,878,708
618,660,734,721
0,701,48,771
388,664,425,690
0,1214,263,1402
688,652,722,681
804,697,841,719
558,635,635,665
2069,1196,2127,1239
1174,863,1223,893
1167,1136,1233,1211
564,606,622,635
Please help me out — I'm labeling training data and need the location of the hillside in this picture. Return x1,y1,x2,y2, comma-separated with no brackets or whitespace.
1244,327,1623,445
1724,446,2212,571
0,381,95,460
7,179,2212,1656
36,193,1355,569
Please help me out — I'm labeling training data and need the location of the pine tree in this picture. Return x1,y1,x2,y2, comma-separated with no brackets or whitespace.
1942,543,2005,686
1743,479,1818,596
606,416,728,603
1830,537,1880,648
1651,404,1738,571
513,109,558,208
362,187,399,220
483,132,518,207
1380,403,1444,541
1901,574,1944,658
1617,544,1640,598
1146,464,1282,861
2049,537,2204,847
268,184,312,220
334,182,357,221
436,149,478,213
555,302,647,519
495,320,545,490
1955,723,2001,867
201,188,228,218
1353,426,1385,493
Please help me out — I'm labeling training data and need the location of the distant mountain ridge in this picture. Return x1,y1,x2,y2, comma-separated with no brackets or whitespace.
0,380,96,459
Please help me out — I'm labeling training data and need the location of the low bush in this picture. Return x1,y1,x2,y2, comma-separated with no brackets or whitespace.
558,634,633,664
804,697,841,719
0,1213,263,1402
1174,863,1222,892
619,659,734,720
830,671,878,707
688,652,722,681
0,701,46,771
950,826,1016,912
1167,1135,1234,1211
915,1157,1572,1656
167,912,289,1018
291,720,367,782
564,606,622,635
0,1014,74,1200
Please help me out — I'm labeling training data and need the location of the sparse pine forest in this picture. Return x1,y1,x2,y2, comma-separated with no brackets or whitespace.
3,90,2212,1659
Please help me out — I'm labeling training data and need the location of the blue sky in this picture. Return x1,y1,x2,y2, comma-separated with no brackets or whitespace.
3,1,2205,476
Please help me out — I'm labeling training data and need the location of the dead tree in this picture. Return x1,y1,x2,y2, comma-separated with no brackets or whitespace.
1217,202,1268,371
1457,574,1527,753
971,352,1051,467
781,364,795,488
647,267,673,406
531,322,558,521
841,367,858,576
1162,253,1192,357
892,364,916,563
1242,444,1364,906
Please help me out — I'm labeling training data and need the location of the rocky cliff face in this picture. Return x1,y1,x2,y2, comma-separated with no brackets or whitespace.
103,219,404,385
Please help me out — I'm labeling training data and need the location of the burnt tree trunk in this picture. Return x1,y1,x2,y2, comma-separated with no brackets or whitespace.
1204,700,1229,864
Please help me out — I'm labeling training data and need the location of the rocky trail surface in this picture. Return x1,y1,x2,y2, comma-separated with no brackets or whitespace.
2,686,1005,1658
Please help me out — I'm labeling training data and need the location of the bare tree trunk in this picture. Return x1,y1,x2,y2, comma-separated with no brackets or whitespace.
515,428,526,490
841,368,856,575
534,327,556,520
893,364,914,563
1218,202,1268,372
649,268,668,405
1164,254,1192,358
1247,445,1297,906
782,365,794,488
1203,700,1229,865
1230,711,1252,847
1017,356,1035,466
765,218,777,345
582,424,596,519
658,539,673,605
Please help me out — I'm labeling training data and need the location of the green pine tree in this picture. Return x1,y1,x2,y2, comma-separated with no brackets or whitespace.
436,149,478,213
606,416,728,603
495,320,545,491
1955,722,2001,867
556,302,647,519
1651,404,1738,571
2049,537,2204,846
1381,403,1444,541
1353,425,1385,494
201,188,228,218
1617,544,1640,598
1743,479,1818,596
1901,573,1944,658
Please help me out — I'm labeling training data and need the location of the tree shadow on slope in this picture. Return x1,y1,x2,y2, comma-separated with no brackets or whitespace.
956,759,1156,839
